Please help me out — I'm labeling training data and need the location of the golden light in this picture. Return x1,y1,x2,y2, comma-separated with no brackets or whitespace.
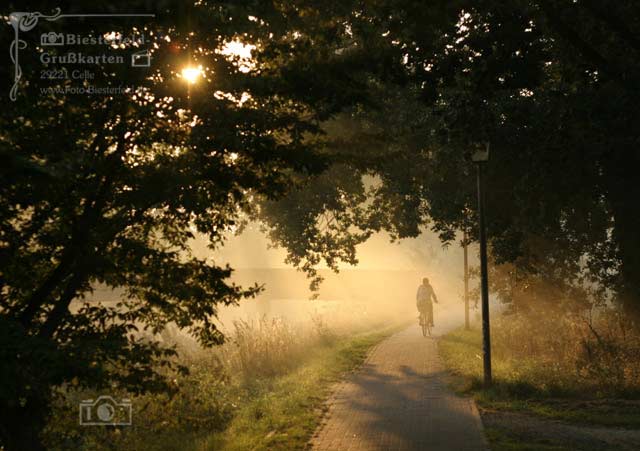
218,40,256,73
181,65,203,84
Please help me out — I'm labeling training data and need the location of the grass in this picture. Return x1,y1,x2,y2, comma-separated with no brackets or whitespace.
484,399,640,429
483,429,573,451
45,317,404,451
198,328,397,451
439,325,640,451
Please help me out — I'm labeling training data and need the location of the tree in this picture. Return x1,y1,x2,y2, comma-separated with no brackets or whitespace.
261,0,640,318
391,0,640,314
0,1,372,448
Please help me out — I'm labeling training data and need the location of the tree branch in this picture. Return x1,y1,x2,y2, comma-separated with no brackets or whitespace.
18,107,129,327
579,0,640,54
538,0,612,71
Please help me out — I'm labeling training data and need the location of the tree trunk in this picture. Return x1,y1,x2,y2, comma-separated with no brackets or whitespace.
605,150,640,319
1,399,48,451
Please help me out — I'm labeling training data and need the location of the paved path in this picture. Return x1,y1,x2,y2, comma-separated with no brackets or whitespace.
310,325,488,451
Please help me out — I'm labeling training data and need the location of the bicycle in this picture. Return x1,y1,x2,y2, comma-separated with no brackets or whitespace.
419,309,432,337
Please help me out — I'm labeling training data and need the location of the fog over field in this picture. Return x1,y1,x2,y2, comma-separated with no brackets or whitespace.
197,224,474,333
83,224,475,338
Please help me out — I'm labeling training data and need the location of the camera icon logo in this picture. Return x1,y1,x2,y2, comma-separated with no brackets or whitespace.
131,50,151,67
79,395,132,426
41,32,65,46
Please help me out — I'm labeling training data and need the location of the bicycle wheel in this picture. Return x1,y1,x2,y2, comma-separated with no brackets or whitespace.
420,313,428,337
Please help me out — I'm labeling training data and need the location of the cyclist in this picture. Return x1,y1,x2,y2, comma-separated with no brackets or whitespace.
416,277,438,327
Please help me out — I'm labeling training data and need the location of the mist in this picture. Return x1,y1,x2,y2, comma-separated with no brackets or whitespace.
186,223,473,336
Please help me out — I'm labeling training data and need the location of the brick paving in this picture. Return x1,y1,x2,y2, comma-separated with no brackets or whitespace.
310,325,488,451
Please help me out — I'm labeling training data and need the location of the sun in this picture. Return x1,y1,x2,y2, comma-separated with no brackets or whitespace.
181,65,203,84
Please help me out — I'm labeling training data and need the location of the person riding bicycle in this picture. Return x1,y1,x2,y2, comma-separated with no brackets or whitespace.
416,277,438,327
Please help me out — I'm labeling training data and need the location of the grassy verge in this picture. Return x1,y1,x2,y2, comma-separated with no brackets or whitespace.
45,320,405,451
439,326,640,450
198,326,399,451
482,429,573,451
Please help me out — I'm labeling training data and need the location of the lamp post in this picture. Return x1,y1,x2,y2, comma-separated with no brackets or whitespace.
463,229,470,330
472,142,492,387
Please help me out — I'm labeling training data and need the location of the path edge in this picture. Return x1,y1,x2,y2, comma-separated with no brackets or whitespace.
307,329,397,448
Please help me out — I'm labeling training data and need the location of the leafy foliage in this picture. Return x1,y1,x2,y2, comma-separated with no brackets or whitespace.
261,0,640,316
0,1,371,449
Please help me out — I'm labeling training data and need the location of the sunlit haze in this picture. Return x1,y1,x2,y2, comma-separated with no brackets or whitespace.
6,3,638,450
180,65,203,84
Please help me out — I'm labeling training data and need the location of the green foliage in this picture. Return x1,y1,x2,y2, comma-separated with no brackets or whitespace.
259,0,640,316
415,0,640,311
0,1,373,449
259,164,372,292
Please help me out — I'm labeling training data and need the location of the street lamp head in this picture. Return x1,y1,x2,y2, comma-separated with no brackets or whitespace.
471,142,490,162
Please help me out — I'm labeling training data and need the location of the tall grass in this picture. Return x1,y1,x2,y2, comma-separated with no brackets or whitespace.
221,316,333,379
43,314,366,450
441,308,640,398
